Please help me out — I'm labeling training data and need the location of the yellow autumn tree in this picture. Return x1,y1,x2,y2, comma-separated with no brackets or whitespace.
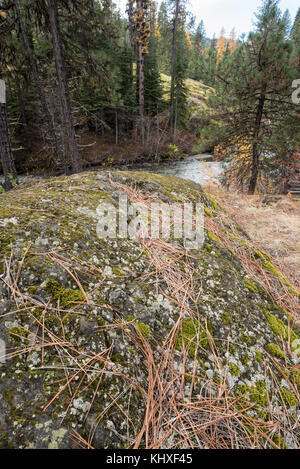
216,27,227,60
186,31,192,50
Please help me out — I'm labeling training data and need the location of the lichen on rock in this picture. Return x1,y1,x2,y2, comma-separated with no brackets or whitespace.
0,171,299,449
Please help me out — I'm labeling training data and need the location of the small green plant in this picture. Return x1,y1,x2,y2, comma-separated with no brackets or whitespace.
102,157,115,167
167,144,179,160
8,173,18,188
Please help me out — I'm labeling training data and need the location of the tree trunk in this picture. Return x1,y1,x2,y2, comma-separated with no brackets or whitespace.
115,109,118,145
14,0,68,174
248,90,266,195
48,0,82,174
138,41,145,145
15,71,31,150
127,0,135,94
170,0,179,139
248,142,260,195
0,78,17,191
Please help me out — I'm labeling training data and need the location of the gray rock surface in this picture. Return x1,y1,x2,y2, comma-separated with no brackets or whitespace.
0,171,299,449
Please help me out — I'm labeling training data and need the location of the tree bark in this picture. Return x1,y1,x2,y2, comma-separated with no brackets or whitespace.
0,78,17,191
170,0,179,139
48,0,82,174
14,0,68,174
127,0,135,94
248,142,260,195
15,70,31,150
138,41,145,145
248,89,266,195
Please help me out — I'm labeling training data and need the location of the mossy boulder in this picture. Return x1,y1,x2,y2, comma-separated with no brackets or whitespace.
0,171,299,449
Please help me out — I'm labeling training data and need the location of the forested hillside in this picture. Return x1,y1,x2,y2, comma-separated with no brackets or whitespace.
1,0,299,193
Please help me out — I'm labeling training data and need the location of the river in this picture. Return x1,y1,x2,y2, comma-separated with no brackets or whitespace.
1,154,224,187
130,154,224,186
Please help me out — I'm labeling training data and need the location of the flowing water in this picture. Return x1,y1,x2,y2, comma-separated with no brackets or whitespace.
1,154,224,187
132,154,224,186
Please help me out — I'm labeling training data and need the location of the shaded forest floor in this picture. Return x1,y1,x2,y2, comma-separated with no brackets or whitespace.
206,184,300,289
9,74,211,175
13,127,198,175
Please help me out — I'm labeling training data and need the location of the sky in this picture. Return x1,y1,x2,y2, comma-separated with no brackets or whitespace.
114,0,299,37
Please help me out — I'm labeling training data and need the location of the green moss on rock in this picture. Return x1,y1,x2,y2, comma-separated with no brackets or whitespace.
271,434,287,450
136,321,151,339
1,170,299,449
291,369,300,391
27,286,37,295
229,362,240,377
267,343,285,359
255,351,264,364
279,387,298,407
44,279,85,307
176,318,211,358
236,381,268,407
262,261,299,297
241,331,254,346
265,313,299,345
244,278,259,294
221,312,232,326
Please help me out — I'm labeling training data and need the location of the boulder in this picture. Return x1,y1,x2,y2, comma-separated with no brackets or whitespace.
0,171,299,449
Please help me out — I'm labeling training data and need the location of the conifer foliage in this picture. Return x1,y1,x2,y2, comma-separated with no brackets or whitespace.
209,0,299,193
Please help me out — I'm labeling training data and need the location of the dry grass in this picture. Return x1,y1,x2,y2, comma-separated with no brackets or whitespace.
203,184,300,324
205,185,300,277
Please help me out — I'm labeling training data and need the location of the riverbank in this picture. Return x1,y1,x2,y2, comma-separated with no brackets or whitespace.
0,153,222,187
9,127,200,176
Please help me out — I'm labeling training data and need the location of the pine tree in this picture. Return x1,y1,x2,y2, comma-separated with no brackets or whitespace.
118,43,136,110
292,7,300,70
128,0,151,142
206,36,218,86
190,20,206,80
48,0,82,174
292,7,300,40
194,20,206,52
157,1,172,74
210,0,297,194
13,0,69,174
172,30,188,129
228,28,237,53
169,0,188,138
144,35,163,115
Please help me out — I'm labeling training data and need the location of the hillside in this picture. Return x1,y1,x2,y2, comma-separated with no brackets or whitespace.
161,73,214,114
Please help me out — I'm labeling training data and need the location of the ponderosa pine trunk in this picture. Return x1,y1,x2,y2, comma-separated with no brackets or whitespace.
248,90,266,195
138,41,145,145
48,0,82,174
0,78,17,191
135,0,145,146
127,0,135,94
170,0,179,139
14,0,68,174
15,69,31,150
